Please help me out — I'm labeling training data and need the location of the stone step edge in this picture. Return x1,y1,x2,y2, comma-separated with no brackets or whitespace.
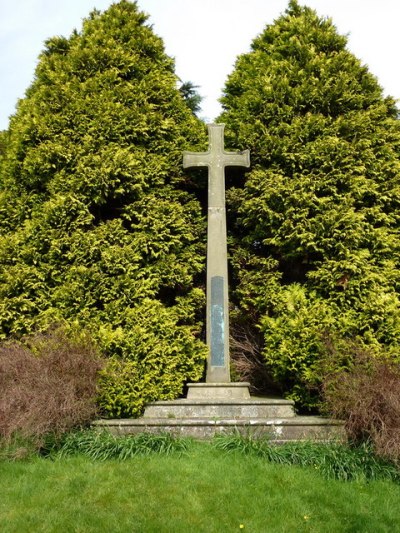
143,409,297,419
94,417,343,427
145,399,295,406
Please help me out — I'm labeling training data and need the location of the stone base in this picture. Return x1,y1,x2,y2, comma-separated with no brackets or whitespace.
187,382,251,400
93,416,345,443
144,397,295,419
93,387,345,443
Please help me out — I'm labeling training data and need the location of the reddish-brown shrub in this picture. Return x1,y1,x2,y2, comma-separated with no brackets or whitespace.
0,327,104,446
321,339,400,464
230,323,280,396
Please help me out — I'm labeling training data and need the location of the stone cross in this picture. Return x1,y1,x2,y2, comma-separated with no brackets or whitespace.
183,124,250,383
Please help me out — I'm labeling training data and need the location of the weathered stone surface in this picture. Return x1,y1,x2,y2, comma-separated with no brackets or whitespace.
186,382,251,400
143,398,295,419
93,416,345,443
93,394,344,442
183,124,250,383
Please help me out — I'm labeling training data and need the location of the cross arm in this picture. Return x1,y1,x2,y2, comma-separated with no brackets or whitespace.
183,150,211,169
222,149,250,168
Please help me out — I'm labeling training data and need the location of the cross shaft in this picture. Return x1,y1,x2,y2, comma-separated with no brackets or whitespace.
183,123,250,383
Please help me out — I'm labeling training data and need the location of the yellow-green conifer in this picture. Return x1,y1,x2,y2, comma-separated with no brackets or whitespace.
0,1,207,417
221,1,400,409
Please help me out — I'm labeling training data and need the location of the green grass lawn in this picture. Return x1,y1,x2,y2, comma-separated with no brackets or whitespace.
1,442,399,533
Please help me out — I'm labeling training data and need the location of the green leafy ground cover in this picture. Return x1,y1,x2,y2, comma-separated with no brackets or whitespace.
1,440,400,533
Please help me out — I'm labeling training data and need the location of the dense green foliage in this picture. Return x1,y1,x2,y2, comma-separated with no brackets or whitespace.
2,0,400,416
179,81,202,115
221,0,400,409
0,1,208,417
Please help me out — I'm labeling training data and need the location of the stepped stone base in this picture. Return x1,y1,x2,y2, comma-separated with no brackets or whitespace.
94,416,344,443
94,383,345,443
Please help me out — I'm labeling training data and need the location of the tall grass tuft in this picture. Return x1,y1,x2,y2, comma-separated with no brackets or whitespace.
49,430,191,460
213,432,400,483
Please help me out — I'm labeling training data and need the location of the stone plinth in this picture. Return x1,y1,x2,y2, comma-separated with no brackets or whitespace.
186,382,251,400
143,398,295,419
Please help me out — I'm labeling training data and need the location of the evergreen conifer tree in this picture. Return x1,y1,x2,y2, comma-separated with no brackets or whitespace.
221,0,400,409
0,0,208,417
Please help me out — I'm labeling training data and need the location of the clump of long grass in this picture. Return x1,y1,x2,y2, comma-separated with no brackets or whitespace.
212,432,400,483
47,430,191,460
0,433,39,461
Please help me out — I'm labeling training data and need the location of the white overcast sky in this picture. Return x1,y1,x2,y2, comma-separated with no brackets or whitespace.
0,0,399,130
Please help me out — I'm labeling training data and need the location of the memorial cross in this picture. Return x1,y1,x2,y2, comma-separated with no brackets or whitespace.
183,124,250,382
